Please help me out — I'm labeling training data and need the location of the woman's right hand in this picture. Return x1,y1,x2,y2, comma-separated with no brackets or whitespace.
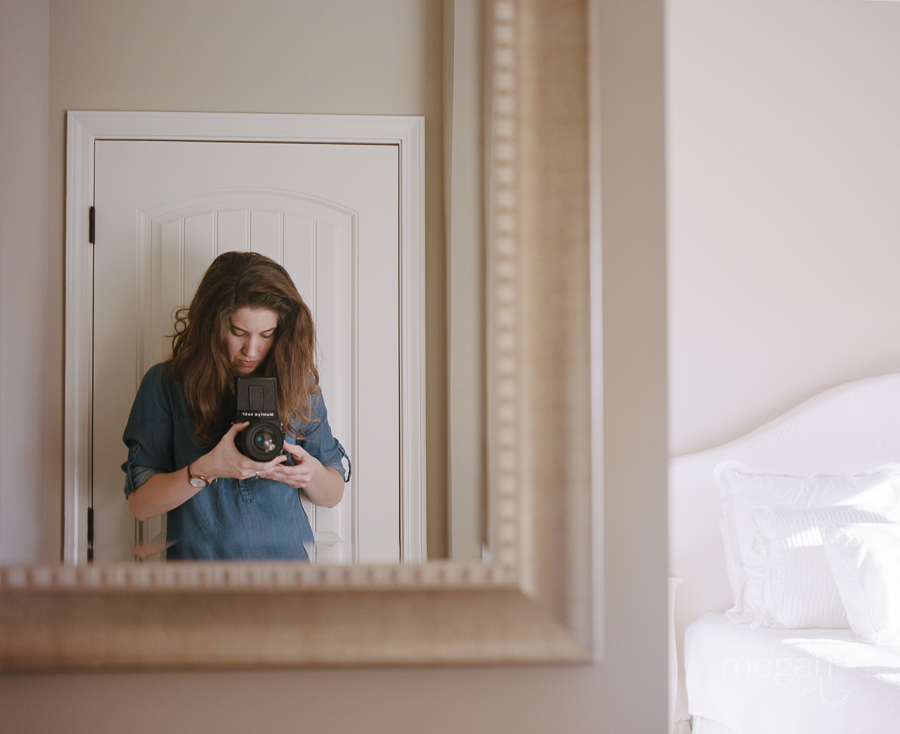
128,423,286,522
193,422,287,481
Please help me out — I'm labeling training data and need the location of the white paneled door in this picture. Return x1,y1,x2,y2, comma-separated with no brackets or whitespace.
92,139,401,564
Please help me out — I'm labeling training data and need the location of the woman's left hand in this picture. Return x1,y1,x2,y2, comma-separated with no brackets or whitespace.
261,442,317,489
261,441,345,508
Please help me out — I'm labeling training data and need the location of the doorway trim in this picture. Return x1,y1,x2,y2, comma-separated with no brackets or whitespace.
65,111,425,565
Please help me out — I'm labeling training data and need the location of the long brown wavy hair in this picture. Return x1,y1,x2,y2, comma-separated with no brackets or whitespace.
168,251,320,446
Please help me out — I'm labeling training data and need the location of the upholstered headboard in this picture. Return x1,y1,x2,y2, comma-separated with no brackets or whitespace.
668,373,900,724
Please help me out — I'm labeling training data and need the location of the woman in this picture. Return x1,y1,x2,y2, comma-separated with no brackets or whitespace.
122,251,349,560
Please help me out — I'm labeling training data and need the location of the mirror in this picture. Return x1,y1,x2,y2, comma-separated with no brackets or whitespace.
0,0,597,669
60,5,489,566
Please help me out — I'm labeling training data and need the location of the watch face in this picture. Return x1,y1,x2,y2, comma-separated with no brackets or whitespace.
189,477,207,488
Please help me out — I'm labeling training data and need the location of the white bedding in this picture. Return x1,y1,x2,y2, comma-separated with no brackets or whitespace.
684,613,900,734
670,374,900,729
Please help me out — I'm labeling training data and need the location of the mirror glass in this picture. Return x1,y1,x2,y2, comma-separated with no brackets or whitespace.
60,2,489,567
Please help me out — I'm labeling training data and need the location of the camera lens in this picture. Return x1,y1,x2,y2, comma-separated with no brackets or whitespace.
254,428,278,454
240,420,283,462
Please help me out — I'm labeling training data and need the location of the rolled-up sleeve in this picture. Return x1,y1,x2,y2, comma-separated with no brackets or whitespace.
121,363,178,496
289,391,351,481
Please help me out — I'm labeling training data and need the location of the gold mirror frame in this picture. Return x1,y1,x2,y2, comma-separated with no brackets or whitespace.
0,0,595,669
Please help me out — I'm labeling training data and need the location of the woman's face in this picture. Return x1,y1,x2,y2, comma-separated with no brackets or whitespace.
226,306,279,377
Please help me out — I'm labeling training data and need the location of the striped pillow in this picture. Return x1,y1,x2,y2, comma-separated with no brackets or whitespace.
744,504,900,629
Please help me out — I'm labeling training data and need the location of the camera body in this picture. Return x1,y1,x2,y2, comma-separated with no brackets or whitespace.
234,377,284,462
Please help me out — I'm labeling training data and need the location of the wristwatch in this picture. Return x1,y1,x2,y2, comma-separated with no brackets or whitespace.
187,463,212,488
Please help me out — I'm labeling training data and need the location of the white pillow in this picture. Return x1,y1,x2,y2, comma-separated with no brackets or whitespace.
823,523,900,645
745,504,900,629
713,461,900,622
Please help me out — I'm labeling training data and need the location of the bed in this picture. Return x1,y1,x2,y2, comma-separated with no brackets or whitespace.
669,374,900,734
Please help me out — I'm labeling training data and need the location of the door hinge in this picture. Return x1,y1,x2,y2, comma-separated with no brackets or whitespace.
89,206,95,244
87,506,94,563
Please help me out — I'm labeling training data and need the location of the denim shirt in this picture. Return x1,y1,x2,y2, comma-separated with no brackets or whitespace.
122,362,350,560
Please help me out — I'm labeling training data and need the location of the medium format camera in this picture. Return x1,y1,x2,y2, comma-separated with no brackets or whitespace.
234,377,284,462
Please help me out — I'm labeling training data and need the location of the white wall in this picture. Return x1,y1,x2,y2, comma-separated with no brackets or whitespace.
0,1,669,732
668,0,900,456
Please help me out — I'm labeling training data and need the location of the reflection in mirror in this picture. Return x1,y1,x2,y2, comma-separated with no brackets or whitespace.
64,6,487,567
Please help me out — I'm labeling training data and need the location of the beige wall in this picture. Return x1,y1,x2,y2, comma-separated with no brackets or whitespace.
668,0,900,456
0,0,669,731
0,0,52,562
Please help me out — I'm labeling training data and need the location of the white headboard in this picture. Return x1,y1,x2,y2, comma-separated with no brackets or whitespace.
668,373,900,721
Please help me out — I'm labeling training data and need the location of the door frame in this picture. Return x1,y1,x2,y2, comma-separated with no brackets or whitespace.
65,111,426,565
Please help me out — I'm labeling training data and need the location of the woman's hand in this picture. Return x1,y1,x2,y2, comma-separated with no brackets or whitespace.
127,422,286,522
261,441,345,508
197,422,286,481
262,441,316,488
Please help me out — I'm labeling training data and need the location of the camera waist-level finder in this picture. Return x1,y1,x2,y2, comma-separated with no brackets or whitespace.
234,377,284,462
